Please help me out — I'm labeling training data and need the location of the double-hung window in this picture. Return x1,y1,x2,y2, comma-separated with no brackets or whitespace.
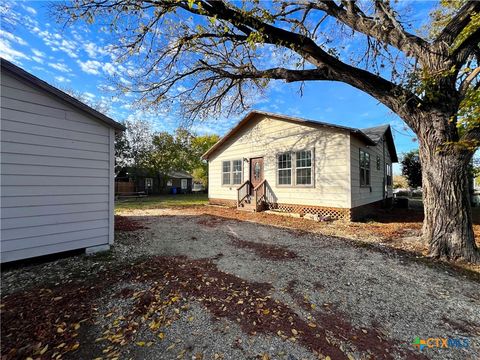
386,163,392,186
232,160,242,185
295,150,312,185
277,150,313,186
222,160,242,185
360,149,371,186
277,153,292,185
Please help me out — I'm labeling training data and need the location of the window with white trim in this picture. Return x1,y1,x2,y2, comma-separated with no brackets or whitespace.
277,153,292,185
232,160,242,185
386,163,392,186
295,150,312,185
222,160,242,185
277,150,313,186
360,150,371,186
222,161,231,185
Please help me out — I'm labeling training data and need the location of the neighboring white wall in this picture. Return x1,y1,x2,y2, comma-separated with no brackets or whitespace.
208,115,351,208
350,135,393,208
0,71,114,262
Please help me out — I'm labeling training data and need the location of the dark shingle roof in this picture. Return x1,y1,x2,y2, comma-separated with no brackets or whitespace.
362,124,398,162
1,58,125,131
168,170,192,179
362,125,391,143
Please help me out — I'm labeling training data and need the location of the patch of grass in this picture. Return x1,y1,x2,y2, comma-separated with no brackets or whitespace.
115,193,208,212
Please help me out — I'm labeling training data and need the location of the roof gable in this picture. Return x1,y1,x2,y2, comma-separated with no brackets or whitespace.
1,58,125,131
362,125,398,162
202,110,377,159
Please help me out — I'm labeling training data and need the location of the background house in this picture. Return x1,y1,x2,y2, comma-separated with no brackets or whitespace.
0,59,125,263
115,168,193,194
203,111,397,220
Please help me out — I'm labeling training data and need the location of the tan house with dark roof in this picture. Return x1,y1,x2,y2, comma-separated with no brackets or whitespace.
202,111,397,220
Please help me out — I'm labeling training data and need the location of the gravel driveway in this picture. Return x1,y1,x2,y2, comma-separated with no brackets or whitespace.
2,208,479,360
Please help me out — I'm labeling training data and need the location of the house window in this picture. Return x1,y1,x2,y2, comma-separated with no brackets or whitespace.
232,160,242,185
145,178,153,189
386,163,392,186
296,150,312,185
222,161,231,185
222,160,242,185
376,155,381,170
181,179,188,189
277,153,292,185
360,149,371,186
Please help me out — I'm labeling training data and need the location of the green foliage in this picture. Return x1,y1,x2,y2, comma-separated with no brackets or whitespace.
401,150,422,188
145,129,219,187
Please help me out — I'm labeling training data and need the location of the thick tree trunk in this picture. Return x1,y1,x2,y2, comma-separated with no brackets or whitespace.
418,126,479,263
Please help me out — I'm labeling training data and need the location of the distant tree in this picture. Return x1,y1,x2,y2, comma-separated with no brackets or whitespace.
114,119,154,186
114,127,130,175
147,130,219,188
189,134,220,187
147,132,181,187
393,175,409,189
401,150,422,188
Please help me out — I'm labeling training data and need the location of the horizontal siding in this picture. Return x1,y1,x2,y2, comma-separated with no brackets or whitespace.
1,163,109,177
0,71,113,262
2,106,109,135
1,118,109,143
3,130,109,153
1,236,109,263
2,185,108,196
2,220,109,241
1,194,109,207
2,210,109,230
350,136,393,207
1,202,109,218
208,115,350,208
2,153,108,169
2,175,108,186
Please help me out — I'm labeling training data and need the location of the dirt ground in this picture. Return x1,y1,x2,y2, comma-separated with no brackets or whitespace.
2,207,479,360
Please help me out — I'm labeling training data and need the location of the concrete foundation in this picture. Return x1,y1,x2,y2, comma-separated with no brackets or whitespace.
85,244,110,256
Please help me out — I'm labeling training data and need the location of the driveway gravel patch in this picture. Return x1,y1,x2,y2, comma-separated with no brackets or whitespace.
1,209,479,360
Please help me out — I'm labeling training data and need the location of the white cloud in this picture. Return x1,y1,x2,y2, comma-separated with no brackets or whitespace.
54,75,71,83
23,5,37,15
0,29,27,46
77,59,102,75
84,92,95,99
48,62,71,73
0,39,29,62
35,29,79,59
103,62,116,76
32,48,45,57
83,42,109,58
32,56,44,64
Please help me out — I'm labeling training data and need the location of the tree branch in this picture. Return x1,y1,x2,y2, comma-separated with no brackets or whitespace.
459,67,480,96
435,1,480,47
311,0,429,59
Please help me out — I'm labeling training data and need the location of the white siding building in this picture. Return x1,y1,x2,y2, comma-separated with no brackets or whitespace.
203,111,397,220
0,59,125,263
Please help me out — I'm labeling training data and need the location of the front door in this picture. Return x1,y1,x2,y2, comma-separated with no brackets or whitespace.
250,157,264,192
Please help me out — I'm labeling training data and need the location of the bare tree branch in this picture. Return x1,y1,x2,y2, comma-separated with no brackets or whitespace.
311,0,429,59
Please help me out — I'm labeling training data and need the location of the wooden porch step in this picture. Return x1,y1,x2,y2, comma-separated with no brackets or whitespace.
237,203,256,212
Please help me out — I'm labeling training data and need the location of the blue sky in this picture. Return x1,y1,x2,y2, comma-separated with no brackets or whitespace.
1,1,438,174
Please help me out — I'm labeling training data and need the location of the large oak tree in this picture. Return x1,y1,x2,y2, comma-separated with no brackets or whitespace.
59,0,480,262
